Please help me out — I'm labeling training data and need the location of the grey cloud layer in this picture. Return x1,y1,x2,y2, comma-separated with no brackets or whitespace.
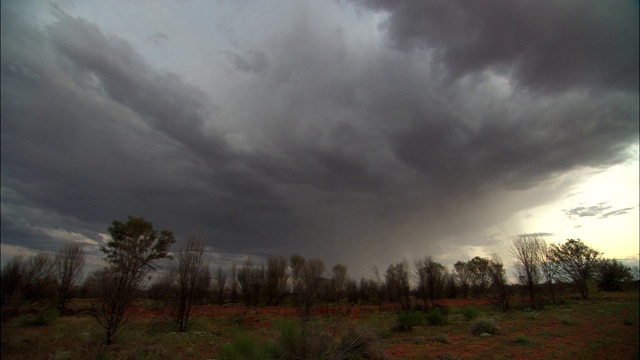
1,1,638,274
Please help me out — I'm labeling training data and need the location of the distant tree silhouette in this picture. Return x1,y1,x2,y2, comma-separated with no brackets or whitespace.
539,241,561,303
487,255,511,311
415,256,446,308
264,256,289,305
214,265,227,305
453,261,471,299
0,254,55,307
385,261,411,311
467,256,491,297
329,264,348,303
301,258,325,319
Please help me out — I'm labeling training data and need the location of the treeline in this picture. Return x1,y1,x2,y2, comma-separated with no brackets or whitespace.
2,217,638,343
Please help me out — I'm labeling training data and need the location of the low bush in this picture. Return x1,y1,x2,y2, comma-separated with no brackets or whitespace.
278,319,388,360
394,311,425,332
425,308,447,326
19,308,59,327
461,306,479,321
469,317,498,336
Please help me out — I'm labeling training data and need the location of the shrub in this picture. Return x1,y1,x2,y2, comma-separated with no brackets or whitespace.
425,308,447,326
461,306,479,321
19,308,59,327
469,317,498,336
278,319,388,360
334,326,389,360
394,311,425,332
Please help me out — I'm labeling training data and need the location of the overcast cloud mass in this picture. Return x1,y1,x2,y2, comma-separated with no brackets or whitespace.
1,0,638,276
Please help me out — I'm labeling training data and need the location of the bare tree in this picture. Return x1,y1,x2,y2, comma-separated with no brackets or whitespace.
55,242,86,311
168,239,207,332
237,258,265,306
549,239,601,300
22,253,57,304
509,235,544,307
92,216,175,344
301,258,325,319
1,254,27,307
265,256,289,305
230,263,238,303
372,265,384,312
290,254,306,307
213,265,228,305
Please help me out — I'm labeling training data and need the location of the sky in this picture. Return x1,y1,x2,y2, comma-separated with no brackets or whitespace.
1,0,638,279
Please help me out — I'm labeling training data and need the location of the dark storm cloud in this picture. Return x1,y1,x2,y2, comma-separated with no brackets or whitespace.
1,1,638,276
356,0,639,92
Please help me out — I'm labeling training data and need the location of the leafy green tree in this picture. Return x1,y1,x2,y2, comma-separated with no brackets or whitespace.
91,216,175,344
549,239,601,300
